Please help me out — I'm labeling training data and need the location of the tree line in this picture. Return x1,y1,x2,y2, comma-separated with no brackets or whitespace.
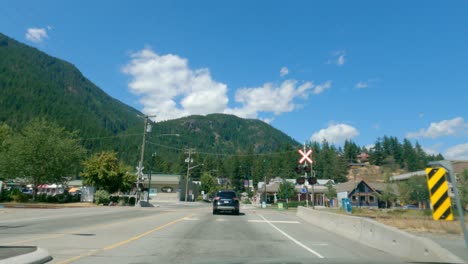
0,119,445,200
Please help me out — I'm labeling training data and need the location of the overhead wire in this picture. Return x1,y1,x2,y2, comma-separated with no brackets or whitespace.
145,140,299,158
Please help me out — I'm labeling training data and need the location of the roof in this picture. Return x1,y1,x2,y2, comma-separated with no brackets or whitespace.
146,174,180,184
335,180,399,196
68,180,83,186
316,179,335,186
389,170,425,181
368,182,400,196
335,181,357,193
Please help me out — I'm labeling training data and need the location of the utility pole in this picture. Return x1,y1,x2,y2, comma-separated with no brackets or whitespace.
263,159,267,205
185,148,196,202
135,115,155,207
304,143,309,208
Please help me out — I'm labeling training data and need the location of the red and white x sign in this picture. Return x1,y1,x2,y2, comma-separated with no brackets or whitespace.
298,149,313,164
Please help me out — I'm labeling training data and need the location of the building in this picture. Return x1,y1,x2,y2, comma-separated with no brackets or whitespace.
335,180,398,208
256,177,335,206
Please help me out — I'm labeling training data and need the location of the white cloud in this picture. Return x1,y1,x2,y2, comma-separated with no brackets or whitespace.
25,27,49,43
328,50,346,66
423,146,439,156
226,79,320,119
122,48,228,121
355,81,368,89
310,123,359,144
123,48,327,121
364,144,375,151
406,117,467,139
312,80,332,95
444,143,468,160
280,67,289,77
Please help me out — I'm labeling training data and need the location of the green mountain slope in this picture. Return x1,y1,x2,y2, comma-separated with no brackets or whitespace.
0,33,144,162
152,113,299,155
0,33,300,169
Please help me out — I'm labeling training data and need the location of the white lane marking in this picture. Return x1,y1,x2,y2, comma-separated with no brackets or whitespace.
258,214,324,259
248,220,300,224
215,218,228,222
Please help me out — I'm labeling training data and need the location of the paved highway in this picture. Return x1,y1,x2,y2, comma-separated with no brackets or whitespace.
0,203,407,264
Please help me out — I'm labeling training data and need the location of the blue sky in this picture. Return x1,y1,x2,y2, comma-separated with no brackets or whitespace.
1,1,467,159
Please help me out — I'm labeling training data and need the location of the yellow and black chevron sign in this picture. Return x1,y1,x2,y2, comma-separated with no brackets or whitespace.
425,167,453,221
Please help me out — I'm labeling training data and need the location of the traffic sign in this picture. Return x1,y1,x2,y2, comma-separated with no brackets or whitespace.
298,149,313,164
136,165,144,175
425,167,453,221
301,187,307,194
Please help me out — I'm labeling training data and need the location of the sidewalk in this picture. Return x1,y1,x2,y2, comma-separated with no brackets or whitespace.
0,246,52,264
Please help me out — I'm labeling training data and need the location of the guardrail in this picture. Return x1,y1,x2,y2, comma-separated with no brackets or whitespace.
297,206,464,263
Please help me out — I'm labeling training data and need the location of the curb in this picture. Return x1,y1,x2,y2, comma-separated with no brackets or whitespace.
0,247,52,264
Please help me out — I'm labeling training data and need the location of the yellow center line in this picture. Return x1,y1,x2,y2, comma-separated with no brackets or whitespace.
4,211,171,246
57,213,193,264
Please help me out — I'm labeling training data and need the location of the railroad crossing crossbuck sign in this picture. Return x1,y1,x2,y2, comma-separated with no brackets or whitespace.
425,167,453,221
298,149,313,164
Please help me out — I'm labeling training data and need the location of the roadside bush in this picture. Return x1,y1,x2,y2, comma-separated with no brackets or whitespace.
56,194,70,203
94,190,110,205
128,196,136,206
70,194,81,203
36,193,48,203
243,198,251,204
0,189,13,202
11,190,30,203
109,196,120,203
46,195,58,203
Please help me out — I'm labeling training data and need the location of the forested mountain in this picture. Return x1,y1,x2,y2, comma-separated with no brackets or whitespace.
0,33,300,169
0,33,144,163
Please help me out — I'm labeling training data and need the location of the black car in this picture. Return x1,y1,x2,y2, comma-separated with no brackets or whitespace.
212,190,240,215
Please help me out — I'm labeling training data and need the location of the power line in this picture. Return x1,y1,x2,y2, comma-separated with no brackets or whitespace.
145,140,299,158
79,133,142,141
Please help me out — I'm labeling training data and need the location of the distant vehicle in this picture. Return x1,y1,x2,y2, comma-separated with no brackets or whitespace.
212,190,239,215
402,204,419,210
21,188,32,195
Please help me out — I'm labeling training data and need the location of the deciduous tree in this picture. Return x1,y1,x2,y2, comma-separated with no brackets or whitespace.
80,151,134,193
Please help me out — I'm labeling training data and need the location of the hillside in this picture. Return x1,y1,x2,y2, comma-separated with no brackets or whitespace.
0,33,300,169
0,33,144,163
153,114,299,154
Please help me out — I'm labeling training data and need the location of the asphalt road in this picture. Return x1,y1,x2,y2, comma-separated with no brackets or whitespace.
0,203,409,264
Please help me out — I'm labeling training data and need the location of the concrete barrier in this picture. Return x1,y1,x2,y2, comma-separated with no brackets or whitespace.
297,206,465,263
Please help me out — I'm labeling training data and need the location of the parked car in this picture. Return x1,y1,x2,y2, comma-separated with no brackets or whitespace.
402,204,419,210
212,190,240,215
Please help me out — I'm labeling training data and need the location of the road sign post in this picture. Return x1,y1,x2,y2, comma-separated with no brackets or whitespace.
425,167,453,221
298,143,314,209
428,161,468,248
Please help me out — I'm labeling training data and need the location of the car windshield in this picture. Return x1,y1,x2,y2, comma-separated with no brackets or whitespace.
217,191,236,199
